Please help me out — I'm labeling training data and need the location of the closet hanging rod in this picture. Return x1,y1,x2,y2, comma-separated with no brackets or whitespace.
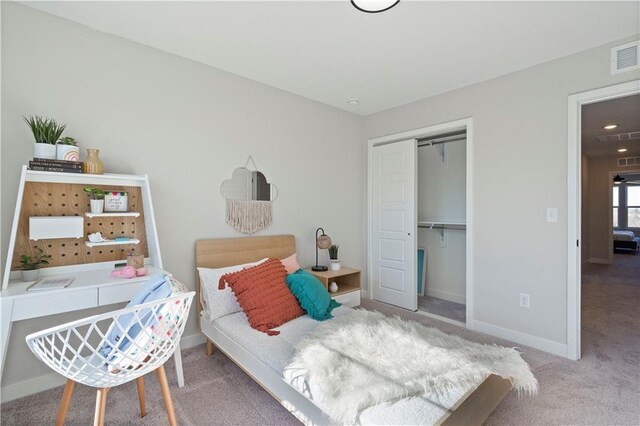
417,132,466,147
418,222,466,231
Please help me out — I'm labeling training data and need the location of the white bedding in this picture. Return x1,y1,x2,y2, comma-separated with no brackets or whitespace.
210,308,483,425
613,230,637,241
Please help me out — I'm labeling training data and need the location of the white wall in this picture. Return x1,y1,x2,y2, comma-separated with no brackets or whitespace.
364,35,640,354
581,154,590,263
1,3,364,398
418,139,466,303
587,156,640,261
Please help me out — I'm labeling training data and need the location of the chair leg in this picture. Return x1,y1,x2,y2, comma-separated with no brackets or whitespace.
206,339,215,356
156,365,177,426
55,379,75,426
136,376,147,417
93,388,108,426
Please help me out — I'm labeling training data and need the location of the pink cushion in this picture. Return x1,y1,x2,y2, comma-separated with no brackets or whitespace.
281,253,300,274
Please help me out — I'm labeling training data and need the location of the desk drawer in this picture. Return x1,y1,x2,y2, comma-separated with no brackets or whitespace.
333,290,361,308
99,280,146,306
13,289,97,321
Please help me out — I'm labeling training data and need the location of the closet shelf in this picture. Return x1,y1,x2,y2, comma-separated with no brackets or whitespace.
85,238,140,248
418,221,466,230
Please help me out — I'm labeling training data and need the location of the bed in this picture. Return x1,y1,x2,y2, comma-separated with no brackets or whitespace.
195,235,512,425
613,230,639,254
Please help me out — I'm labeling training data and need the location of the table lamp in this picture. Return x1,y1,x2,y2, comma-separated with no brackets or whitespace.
312,227,332,271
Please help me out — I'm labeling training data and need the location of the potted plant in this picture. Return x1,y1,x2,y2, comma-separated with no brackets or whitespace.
84,186,107,213
19,247,52,281
56,136,80,162
23,115,67,160
328,244,341,271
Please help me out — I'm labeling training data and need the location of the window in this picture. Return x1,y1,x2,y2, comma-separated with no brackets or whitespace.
613,183,640,229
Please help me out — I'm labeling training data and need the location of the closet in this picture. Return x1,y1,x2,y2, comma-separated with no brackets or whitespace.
416,132,467,323
369,121,470,324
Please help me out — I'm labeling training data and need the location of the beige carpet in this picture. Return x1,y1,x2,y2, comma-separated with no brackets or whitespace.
2,255,638,425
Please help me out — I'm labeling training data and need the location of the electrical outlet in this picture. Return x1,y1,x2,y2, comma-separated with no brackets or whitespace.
519,293,530,308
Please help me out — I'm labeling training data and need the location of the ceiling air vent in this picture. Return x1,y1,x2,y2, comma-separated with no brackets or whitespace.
611,40,639,74
618,157,640,167
597,132,640,143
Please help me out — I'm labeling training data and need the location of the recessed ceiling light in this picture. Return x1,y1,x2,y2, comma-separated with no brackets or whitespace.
347,99,360,106
604,124,618,130
618,148,628,153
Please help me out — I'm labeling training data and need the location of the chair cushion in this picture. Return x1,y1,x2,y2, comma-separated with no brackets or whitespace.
286,269,341,321
219,258,304,335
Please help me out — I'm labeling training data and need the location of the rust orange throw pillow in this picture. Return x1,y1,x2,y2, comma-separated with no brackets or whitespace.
218,258,303,335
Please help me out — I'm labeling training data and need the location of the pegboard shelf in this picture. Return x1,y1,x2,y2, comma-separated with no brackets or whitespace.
85,238,140,248
85,212,141,218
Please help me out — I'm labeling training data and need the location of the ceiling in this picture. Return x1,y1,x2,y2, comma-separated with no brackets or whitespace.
24,1,640,116
582,94,640,158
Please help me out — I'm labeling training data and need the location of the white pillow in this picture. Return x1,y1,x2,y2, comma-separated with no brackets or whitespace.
198,258,268,321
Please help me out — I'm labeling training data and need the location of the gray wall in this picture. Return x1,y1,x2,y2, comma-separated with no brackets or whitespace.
1,3,364,394
364,35,639,348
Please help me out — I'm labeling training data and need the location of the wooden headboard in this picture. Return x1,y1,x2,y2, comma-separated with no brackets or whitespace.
194,234,296,352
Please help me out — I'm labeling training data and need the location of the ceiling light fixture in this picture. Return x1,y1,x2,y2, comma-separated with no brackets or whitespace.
613,175,626,185
351,0,400,13
618,148,628,153
347,99,360,107
604,124,618,130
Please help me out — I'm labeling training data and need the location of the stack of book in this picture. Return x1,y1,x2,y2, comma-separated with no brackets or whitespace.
29,159,84,174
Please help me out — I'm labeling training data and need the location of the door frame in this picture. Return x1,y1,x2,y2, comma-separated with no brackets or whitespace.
566,79,640,360
367,117,474,325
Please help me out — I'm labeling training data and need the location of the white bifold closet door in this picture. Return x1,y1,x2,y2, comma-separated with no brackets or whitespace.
371,139,417,311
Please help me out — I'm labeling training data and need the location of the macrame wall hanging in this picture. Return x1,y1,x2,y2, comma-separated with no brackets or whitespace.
220,156,278,234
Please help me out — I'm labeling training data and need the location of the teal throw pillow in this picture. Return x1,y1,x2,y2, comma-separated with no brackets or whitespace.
286,270,341,321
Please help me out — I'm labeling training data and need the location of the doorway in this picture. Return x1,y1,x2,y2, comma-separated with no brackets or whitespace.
367,118,474,326
568,80,640,360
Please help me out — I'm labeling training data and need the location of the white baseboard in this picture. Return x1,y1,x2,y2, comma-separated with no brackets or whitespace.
0,332,208,403
424,288,466,304
468,319,567,358
588,257,610,265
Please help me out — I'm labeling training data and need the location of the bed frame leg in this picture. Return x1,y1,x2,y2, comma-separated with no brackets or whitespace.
206,340,215,356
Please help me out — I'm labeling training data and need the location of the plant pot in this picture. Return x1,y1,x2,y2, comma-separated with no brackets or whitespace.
329,281,339,293
33,143,56,160
90,199,105,214
56,145,80,162
21,269,40,282
330,259,341,271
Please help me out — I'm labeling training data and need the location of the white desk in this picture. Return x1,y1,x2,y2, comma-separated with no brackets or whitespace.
0,266,185,387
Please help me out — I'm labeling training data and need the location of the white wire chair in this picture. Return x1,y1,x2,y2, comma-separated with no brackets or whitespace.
26,290,194,426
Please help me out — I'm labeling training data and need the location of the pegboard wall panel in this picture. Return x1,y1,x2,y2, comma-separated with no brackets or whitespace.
11,182,149,270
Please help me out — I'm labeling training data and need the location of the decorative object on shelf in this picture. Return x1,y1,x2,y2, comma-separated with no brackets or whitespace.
328,244,341,271
329,281,339,293
220,156,278,234
88,232,108,243
104,191,129,212
351,0,400,13
83,148,104,174
127,253,145,269
19,247,51,282
84,186,106,213
56,137,80,162
312,227,332,271
29,158,83,174
23,115,67,160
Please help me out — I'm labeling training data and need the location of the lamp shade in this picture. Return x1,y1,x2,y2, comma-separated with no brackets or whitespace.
317,234,332,249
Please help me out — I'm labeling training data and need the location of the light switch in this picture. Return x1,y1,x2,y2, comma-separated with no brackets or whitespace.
546,208,558,223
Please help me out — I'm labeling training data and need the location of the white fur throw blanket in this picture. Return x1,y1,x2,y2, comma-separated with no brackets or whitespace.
287,310,537,424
